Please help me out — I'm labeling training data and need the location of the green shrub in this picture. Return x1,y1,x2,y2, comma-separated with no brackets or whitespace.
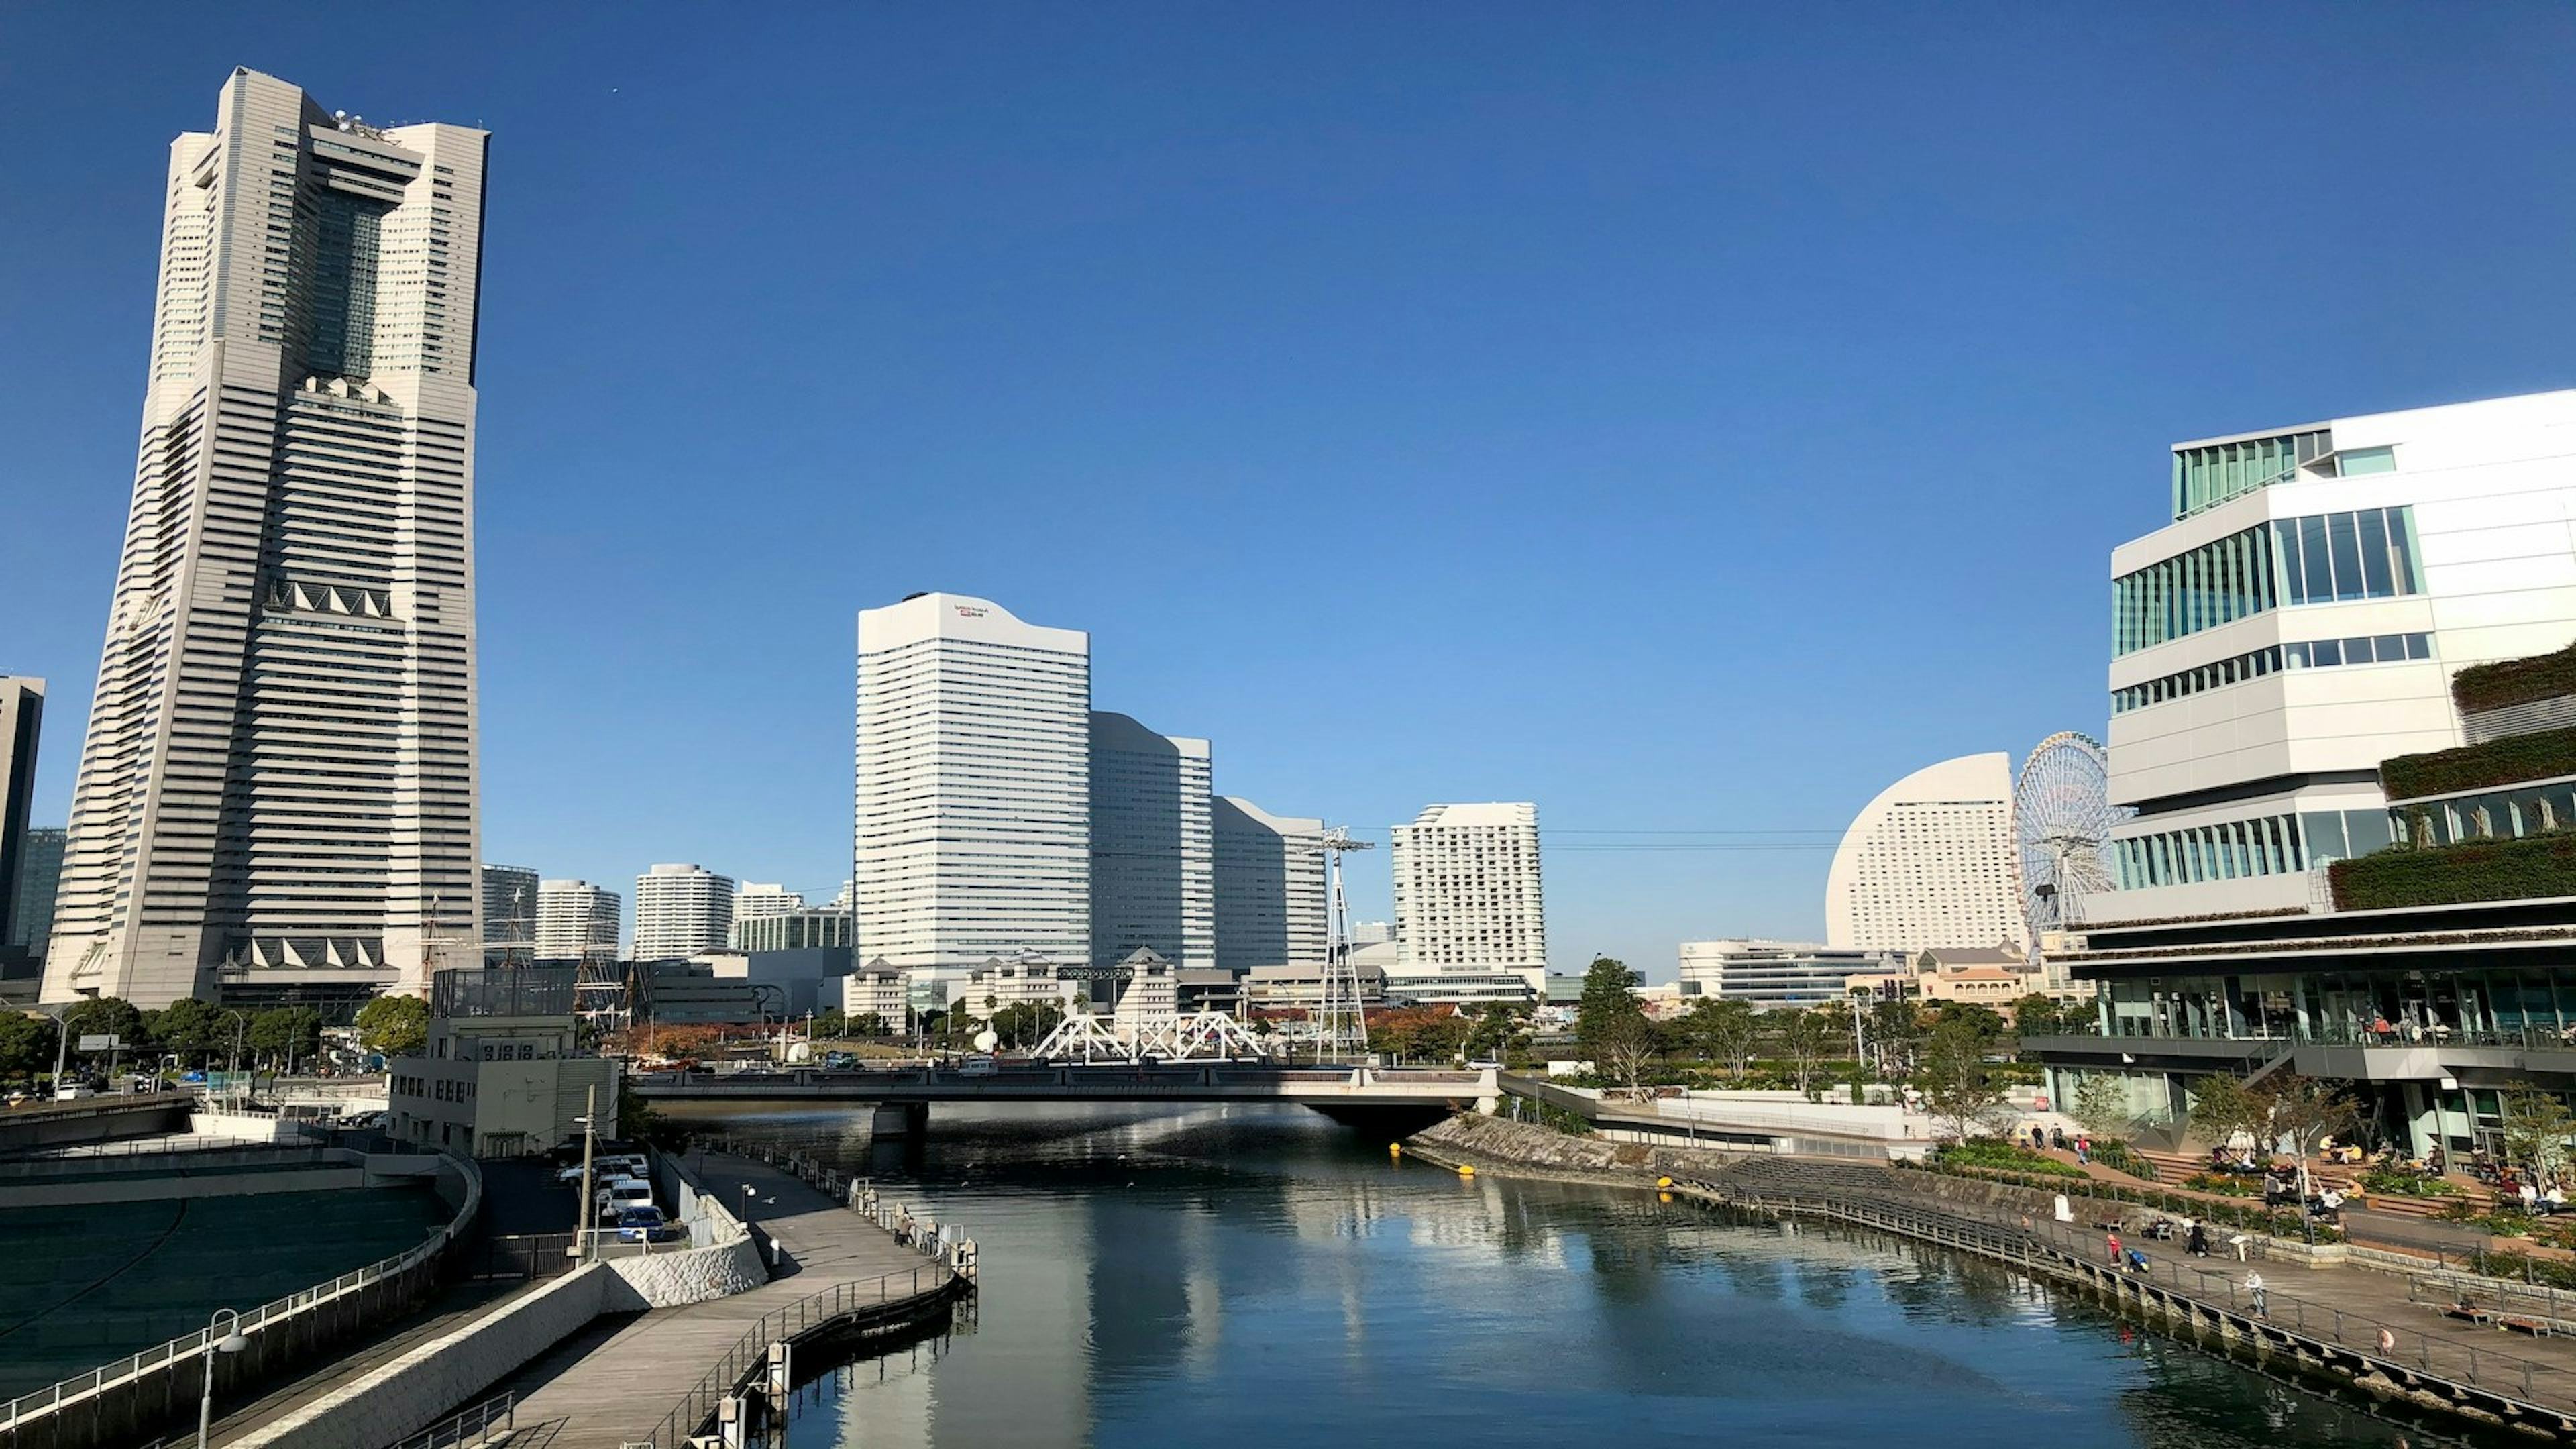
2359,1167,2456,1197
1939,1138,2084,1177
2451,641,2576,716
2379,724,2576,802
2330,831,2576,910
2090,1138,2156,1182
2184,1171,2259,1197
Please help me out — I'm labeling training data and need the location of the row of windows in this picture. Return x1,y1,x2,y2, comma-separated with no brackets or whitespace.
2111,633,2434,713
2173,429,2327,518
2114,807,2398,888
2392,778,2576,848
2112,506,2422,655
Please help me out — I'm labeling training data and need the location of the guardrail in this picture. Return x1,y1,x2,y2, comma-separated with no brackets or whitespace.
0,1149,481,1438
645,1264,960,1448
388,1390,514,1449
1701,1178,2576,1417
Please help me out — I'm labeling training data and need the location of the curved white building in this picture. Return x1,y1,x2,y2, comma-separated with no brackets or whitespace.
1823,753,2022,953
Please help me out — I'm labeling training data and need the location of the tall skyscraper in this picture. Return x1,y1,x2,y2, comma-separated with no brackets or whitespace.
10,830,67,957
1390,802,1549,998
481,864,540,963
0,678,42,957
1211,796,1327,971
855,593,1091,969
633,863,735,960
1823,753,2023,952
46,70,488,1008
535,880,621,962
1088,712,1214,972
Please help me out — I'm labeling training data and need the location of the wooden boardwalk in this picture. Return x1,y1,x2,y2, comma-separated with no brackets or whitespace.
499,1152,947,1447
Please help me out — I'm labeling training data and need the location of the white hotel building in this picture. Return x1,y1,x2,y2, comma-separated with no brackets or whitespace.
534,880,620,963
855,594,1091,969
1389,802,1548,1002
2094,389,2576,924
1823,753,2024,953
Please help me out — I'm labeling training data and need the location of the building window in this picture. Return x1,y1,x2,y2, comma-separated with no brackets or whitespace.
2112,507,2422,656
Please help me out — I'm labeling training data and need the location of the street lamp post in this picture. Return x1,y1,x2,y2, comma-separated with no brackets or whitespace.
197,1309,249,1447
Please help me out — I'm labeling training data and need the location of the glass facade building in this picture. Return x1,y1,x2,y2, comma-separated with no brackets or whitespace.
2112,633,2432,714
2112,506,2422,655
2112,807,2394,889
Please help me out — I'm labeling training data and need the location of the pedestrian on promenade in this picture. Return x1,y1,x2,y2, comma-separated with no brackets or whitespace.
2051,1126,2068,1152
2077,1136,2092,1166
2187,1222,2209,1258
2378,1326,2396,1356
2031,1124,2045,1150
2245,1271,2267,1318
2106,1230,2122,1265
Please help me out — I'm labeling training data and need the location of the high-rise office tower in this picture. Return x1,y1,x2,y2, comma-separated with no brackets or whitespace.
1390,802,1549,997
633,863,735,960
9,830,66,958
481,864,539,963
1087,712,1214,973
45,70,488,1008
535,880,621,962
1211,796,1327,971
0,678,42,957
855,593,1090,969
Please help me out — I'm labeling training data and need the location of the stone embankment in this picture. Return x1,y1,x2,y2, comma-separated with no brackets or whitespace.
1404,1111,1737,1183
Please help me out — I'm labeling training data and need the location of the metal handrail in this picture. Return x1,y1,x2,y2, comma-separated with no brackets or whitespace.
0,1149,480,1430
1701,1177,2576,1413
646,1263,953,1448
388,1390,515,1449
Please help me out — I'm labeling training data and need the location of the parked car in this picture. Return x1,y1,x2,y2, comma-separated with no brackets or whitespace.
616,1205,685,1244
958,1054,997,1077
594,1177,653,1220
54,1083,97,1102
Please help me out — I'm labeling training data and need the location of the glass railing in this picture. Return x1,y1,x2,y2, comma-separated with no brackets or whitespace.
2098,1020,2576,1051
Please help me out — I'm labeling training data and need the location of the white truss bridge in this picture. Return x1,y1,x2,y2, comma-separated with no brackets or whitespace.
1028,1011,1273,1064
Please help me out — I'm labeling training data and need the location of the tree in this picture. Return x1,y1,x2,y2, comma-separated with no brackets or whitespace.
810,1008,849,1041
1464,1002,1527,1063
1591,1010,1660,1091
246,1007,322,1070
2257,1074,2359,1212
1931,1002,2007,1043
2072,1072,2139,1142
354,994,430,1059
1683,998,1760,1080
0,1012,58,1077
849,1012,888,1037
1576,957,1652,1081
1866,997,1928,1078
2502,1084,2576,1183
2184,1072,2257,1150
1775,1006,1842,1099
2007,994,2063,1038
146,998,235,1066
987,1002,1065,1049
1919,1016,2012,1142
59,997,144,1054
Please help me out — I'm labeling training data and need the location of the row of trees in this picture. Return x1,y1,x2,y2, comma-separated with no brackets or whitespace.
0,994,394,1080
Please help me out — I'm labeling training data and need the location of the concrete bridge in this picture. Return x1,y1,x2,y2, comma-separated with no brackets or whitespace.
630,1063,1499,1134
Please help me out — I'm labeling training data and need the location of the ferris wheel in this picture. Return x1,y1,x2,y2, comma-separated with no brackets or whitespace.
2014,731,2127,936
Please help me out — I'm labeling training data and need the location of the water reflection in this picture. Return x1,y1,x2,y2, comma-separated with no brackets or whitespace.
658,1103,2481,1448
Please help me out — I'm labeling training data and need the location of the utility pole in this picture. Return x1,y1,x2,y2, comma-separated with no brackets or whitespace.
575,1085,599,1262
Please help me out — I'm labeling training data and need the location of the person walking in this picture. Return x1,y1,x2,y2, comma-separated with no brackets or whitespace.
2077,1135,2092,1167
2245,1271,2267,1318
2187,1221,2210,1258
2106,1230,2123,1265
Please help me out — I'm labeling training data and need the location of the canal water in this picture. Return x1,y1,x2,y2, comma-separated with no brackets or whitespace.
663,1102,2470,1448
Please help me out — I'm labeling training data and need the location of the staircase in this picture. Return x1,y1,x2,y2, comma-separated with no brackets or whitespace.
2131,1146,2202,1184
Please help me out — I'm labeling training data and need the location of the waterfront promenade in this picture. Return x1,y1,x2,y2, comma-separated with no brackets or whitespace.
499,1152,955,1446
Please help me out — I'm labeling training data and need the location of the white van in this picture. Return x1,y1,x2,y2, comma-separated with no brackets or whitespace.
594,1177,653,1219
53,1083,97,1102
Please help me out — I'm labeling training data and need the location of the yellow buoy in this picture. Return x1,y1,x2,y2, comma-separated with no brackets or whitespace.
1656,1175,1674,1189
1458,1163,1476,1177
1389,1142,1403,1157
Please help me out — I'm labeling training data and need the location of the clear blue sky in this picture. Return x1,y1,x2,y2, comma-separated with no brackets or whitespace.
4,5,2571,977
